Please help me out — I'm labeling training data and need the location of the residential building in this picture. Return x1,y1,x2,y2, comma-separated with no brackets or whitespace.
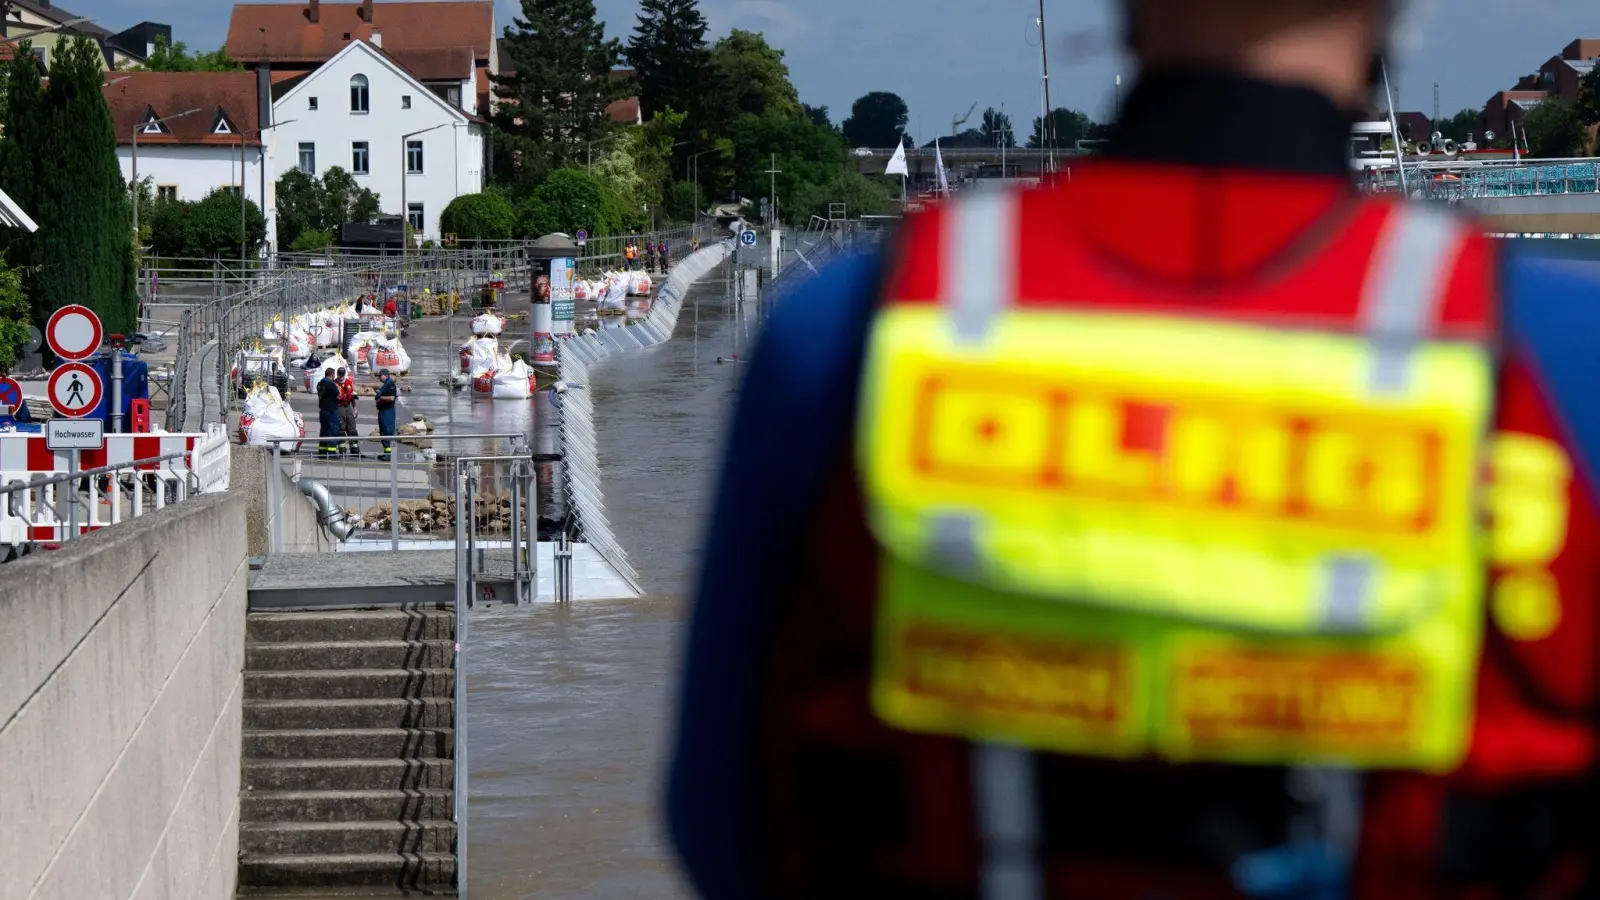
225,0,495,116
106,21,172,69
1481,39,1600,140
103,71,277,247
270,38,485,240
2,0,111,70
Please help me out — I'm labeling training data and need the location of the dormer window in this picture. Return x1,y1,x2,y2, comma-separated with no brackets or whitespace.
139,108,167,135
212,111,234,135
350,74,369,114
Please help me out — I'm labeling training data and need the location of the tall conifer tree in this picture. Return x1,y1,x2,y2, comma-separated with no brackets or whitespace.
626,0,710,120
493,0,628,183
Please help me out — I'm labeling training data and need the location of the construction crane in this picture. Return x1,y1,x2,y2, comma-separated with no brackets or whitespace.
951,102,977,137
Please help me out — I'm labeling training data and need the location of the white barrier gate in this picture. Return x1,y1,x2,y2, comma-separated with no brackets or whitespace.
0,423,230,546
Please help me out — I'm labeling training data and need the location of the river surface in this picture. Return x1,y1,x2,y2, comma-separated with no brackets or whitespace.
417,269,744,899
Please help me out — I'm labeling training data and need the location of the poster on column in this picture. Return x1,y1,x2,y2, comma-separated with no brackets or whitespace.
550,257,576,335
530,257,555,364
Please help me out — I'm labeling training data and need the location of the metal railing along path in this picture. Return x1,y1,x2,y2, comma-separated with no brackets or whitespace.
263,432,530,555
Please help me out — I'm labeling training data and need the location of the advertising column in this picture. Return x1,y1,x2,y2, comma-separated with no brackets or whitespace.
531,257,555,365
550,257,576,338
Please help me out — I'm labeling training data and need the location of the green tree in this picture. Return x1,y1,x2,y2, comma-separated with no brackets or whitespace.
0,41,47,291
494,0,628,183
980,107,1016,148
320,166,381,227
704,30,800,127
1522,97,1588,159
1579,65,1600,127
841,91,909,148
1028,107,1094,149
515,167,626,237
787,171,895,225
144,195,189,258
626,0,710,121
439,192,516,241
289,228,334,253
181,189,266,259
802,103,832,130
21,37,138,332
274,170,324,249
0,259,28,372
725,110,847,212
1434,108,1482,144
141,35,240,72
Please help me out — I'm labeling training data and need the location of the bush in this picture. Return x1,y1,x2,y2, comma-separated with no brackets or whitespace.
439,192,516,241
515,167,627,239
289,228,334,252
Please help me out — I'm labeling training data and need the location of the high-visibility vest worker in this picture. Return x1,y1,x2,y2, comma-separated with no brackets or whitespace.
668,31,1600,900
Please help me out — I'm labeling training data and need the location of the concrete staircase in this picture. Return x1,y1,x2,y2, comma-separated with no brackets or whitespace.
237,608,458,896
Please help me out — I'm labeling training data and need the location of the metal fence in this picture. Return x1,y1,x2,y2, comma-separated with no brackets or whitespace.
264,433,530,553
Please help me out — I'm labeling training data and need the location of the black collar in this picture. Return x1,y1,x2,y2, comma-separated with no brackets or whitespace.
1106,69,1355,177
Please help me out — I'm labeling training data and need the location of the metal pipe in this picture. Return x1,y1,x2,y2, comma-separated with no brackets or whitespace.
270,441,282,554
296,475,356,542
510,465,524,605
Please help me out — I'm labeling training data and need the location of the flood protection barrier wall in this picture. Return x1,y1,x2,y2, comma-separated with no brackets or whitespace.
0,491,249,900
557,238,736,588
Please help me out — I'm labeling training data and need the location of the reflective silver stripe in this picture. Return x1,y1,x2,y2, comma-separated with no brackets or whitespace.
1359,208,1467,392
943,192,1019,343
1319,554,1374,631
928,512,983,575
973,743,1044,900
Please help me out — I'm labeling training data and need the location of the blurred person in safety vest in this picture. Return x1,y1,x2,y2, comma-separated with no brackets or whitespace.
337,367,357,454
666,1,1600,899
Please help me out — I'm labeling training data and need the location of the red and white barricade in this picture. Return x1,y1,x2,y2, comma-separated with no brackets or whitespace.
0,424,230,545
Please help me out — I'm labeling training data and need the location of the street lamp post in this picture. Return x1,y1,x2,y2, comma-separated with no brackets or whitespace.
401,123,451,267
131,107,200,247
237,119,296,280
586,131,624,173
689,148,717,239
0,16,92,46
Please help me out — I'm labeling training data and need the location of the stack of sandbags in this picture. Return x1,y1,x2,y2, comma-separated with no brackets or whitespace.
369,336,412,375
238,385,304,451
491,359,535,400
303,352,351,392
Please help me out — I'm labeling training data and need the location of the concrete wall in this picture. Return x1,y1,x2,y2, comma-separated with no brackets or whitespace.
231,444,334,556
1461,192,1600,234
0,492,248,900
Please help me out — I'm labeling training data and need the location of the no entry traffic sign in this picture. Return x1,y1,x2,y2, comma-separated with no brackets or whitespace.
46,305,103,362
0,376,21,414
47,362,102,418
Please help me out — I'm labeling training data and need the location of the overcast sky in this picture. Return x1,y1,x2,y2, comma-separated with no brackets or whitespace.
66,0,1600,140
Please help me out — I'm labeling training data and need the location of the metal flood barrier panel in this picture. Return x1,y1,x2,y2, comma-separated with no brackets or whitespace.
553,238,735,593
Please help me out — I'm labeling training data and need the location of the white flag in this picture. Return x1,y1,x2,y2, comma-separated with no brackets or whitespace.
935,138,950,196
885,140,908,177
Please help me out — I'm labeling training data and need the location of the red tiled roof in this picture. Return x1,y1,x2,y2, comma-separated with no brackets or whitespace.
227,1,493,63
102,72,262,145
606,97,640,125
389,46,472,81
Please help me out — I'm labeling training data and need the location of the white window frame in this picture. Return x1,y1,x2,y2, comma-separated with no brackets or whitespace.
308,96,319,111
406,140,424,174
406,202,424,233
350,74,370,114
351,141,369,175
297,142,316,175
155,184,178,203
401,94,411,109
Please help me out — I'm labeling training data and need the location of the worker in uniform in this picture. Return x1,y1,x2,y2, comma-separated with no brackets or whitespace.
383,293,399,320
336,367,357,456
666,0,1600,898
315,366,341,458
660,239,672,274
374,368,398,458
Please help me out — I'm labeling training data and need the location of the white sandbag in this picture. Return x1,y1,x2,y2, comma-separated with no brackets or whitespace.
246,400,304,452
347,331,382,371
629,272,652,296
471,313,505,336
370,337,411,375
491,360,535,399
286,328,313,362
573,280,590,301
600,277,628,312
461,337,500,377
303,353,349,392
313,316,341,348
359,302,382,316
